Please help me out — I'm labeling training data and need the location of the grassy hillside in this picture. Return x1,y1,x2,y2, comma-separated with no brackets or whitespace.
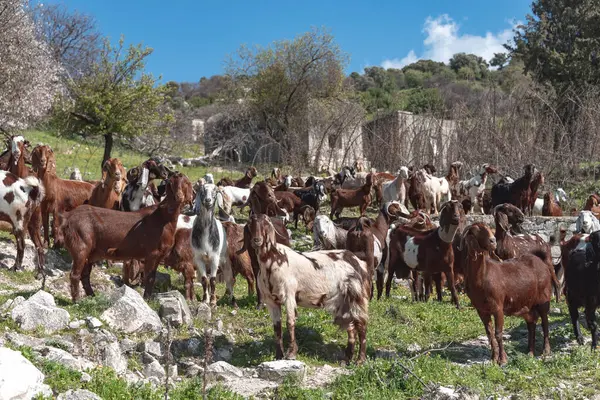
23,130,245,183
1,130,599,399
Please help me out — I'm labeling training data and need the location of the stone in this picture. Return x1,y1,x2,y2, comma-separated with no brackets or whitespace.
171,337,202,358
257,360,307,383
0,296,25,313
100,285,162,334
551,308,561,314
0,347,53,400
11,290,70,333
205,361,244,382
179,361,203,377
4,332,45,348
99,340,127,374
57,389,102,400
69,320,86,329
120,338,137,354
86,316,103,329
80,372,92,383
143,360,166,381
38,346,95,372
193,302,212,321
156,291,192,327
138,341,162,358
216,318,224,331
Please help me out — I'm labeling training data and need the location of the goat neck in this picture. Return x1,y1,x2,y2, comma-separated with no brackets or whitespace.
438,222,460,243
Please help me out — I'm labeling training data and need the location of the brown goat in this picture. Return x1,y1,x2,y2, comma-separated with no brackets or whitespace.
247,182,289,221
31,145,95,247
330,173,373,219
162,226,196,301
274,190,313,229
583,194,600,212
61,173,192,301
493,204,557,301
222,221,256,307
460,222,555,365
407,171,427,211
525,171,544,216
235,166,258,188
385,200,463,308
88,158,127,210
241,214,291,309
542,192,562,216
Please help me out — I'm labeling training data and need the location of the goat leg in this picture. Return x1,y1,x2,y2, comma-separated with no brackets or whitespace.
494,312,507,365
200,276,209,303
183,264,195,301
209,276,217,307
12,231,25,271
269,306,284,360
285,298,298,359
375,263,385,300
434,273,443,302
41,206,50,246
478,311,498,363
585,302,598,350
539,303,551,356
222,259,237,308
525,317,537,357
356,320,367,365
142,259,159,299
345,324,356,364
81,262,95,297
568,301,584,345
446,269,461,310
423,273,432,302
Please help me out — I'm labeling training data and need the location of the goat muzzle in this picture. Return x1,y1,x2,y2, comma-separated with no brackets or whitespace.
252,238,263,248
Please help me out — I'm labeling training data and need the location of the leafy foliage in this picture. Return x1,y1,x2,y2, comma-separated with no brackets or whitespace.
51,36,172,164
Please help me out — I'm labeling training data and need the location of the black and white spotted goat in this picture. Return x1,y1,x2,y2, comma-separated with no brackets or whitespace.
191,182,234,306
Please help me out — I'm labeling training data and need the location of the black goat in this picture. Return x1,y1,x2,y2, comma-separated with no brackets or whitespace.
491,164,536,212
566,231,600,349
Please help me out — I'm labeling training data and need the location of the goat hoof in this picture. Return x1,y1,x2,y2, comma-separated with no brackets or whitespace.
577,336,585,345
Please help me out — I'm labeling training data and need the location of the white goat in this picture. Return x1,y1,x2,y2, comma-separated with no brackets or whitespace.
247,213,369,363
532,188,568,215
0,171,45,271
191,183,233,306
312,215,348,250
454,164,495,214
218,185,251,210
418,169,443,214
576,210,600,235
381,166,409,204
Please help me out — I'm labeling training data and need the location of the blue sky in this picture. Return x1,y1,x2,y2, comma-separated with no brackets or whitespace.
49,0,531,83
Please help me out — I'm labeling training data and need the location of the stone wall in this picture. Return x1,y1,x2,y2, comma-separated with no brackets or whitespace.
431,215,578,243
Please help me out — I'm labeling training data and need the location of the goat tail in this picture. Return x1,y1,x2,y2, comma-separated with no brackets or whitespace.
531,248,561,302
355,216,370,232
21,176,45,206
330,270,369,330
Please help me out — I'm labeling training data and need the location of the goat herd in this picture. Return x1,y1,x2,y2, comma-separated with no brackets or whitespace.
1,135,600,366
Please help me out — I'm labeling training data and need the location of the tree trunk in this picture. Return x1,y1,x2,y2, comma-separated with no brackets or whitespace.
102,133,114,167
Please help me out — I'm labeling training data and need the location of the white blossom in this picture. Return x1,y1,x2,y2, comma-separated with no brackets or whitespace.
0,0,63,130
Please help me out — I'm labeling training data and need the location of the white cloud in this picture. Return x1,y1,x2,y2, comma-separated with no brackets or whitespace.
381,14,515,69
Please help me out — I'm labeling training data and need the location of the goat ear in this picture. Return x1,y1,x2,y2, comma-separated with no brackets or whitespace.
497,212,509,231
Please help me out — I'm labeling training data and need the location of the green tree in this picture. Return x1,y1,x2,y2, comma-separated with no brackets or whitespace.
490,52,509,70
405,88,444,114
52,36,171,166
510,0,600,89
509,0,600,150
226,27,350,162
449,53,489,79
404,69,428,88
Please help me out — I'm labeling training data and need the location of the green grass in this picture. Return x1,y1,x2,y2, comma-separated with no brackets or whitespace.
24,130,251,183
